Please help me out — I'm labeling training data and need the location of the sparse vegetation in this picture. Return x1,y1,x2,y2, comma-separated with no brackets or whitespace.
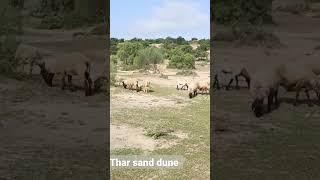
112,37,209,71
145,126,174,139
111,34,210,178
168,48,195,69
134,47,164,71
111,94,210,179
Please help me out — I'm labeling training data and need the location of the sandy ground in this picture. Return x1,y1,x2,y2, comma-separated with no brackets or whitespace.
213,6,320,179
110,62,209,151
0,27,107,179
110,124,188,151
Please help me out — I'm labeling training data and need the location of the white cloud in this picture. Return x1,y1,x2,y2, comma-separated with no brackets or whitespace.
131,0,209,35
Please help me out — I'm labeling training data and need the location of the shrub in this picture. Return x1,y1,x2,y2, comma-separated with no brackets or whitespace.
168,48,195,69
198,39,210,51
145,126,174,139
194,48,209,61
133,47,164,70
116,41,144,66
177,45,193,54
111,55,118,65
110,38,124,55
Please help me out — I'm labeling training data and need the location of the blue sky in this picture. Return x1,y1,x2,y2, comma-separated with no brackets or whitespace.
111,0,210,40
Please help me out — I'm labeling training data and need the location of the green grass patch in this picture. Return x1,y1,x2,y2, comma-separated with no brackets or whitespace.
111,95,210,179
144,125,174,139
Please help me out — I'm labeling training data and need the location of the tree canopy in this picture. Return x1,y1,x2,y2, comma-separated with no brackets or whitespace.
116,42,144,65
134,47,164,70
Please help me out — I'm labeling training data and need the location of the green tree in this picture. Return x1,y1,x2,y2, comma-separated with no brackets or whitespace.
194,48,208,61
168,48,195,69
110,38,124,55
155,38,164,44
176,36,187,45
111,54,118,65
177,45,193,54
165,36,175,44
116,41,143,65
191,38,198,41
198,39,210,51
163,41,177,51
133,47,164,71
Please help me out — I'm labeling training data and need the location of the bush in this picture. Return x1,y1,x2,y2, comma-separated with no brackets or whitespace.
163,42,177,51
116,41,144,66
198,39,210,51
167,45,193,60
168,48,195,69
111,55,118,65
177,45,193,54
110,38,124,55
133,47,164,70
194,48,208,61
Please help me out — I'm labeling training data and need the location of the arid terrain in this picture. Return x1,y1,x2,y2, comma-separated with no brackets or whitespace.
0,26,108,179
213,2,320,179
110,61,210,179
